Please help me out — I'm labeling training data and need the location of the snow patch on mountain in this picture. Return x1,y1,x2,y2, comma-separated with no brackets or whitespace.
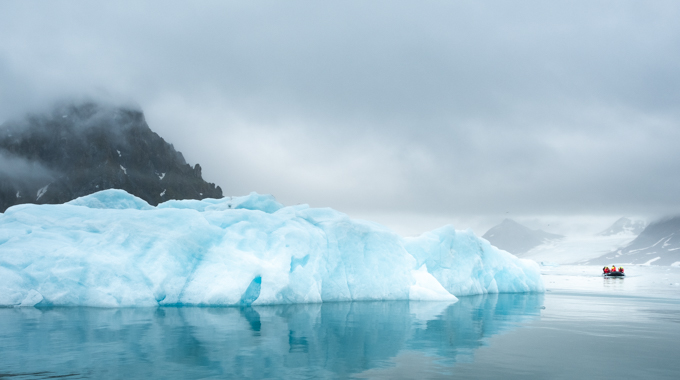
598,217,645,236
587,216,680,266
36,184,49,200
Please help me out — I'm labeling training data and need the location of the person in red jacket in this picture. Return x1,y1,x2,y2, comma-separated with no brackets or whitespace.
619,266,624,273
603,266,610,274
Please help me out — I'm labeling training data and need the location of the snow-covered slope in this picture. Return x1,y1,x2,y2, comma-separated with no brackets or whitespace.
520,217,645,265
588,216,680,266
482,219,563,255
521,234,637,265
0,190,543,307
597,217,645,236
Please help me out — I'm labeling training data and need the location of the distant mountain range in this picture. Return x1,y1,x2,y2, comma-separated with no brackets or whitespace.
482,219,564,255
0,102,222,212
597,217,645,236
588,216,680,266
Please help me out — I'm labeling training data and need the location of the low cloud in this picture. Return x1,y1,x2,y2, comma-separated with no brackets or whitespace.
1,1,679,232
0,150,55,184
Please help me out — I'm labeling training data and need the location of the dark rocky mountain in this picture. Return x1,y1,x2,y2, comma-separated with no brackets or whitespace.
588,216,680,266
0,102,222,212
597,217,645,236
482,219,564,255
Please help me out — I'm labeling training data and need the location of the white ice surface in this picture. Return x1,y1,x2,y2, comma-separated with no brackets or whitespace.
409,265,458,301
19,289,43,307
541,264,680,300
0,190,543,307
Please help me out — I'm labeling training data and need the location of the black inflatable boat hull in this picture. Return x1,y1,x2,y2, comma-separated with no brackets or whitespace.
603,272,625,277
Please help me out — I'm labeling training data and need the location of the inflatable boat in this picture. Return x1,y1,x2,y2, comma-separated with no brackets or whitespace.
603,271,625,277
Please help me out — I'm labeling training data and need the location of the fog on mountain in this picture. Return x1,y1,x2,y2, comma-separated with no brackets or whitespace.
482,219,563,255
0,102,222,212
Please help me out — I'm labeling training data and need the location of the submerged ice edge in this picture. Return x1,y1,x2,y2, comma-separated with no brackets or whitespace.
0,189,543,307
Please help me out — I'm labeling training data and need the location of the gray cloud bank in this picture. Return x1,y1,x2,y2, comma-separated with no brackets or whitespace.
1,1,679,234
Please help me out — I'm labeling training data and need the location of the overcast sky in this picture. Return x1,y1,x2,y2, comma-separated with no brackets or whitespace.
1,1,679,235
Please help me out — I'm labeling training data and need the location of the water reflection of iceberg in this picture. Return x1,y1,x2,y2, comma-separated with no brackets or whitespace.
0,294,543,379
408,293,544,366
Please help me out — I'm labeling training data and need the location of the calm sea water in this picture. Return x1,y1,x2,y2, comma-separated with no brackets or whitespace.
1,292,678,379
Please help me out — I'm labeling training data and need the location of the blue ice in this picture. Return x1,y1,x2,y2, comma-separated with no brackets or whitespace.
0,190,543,307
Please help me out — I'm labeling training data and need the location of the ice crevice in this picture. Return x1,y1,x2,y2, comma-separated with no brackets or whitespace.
240,276,262,306
0,189,544,307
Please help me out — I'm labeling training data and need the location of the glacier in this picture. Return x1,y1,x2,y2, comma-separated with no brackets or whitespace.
0,190,543,307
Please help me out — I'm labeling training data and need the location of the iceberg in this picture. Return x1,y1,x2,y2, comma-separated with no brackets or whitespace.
0,190,543,307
